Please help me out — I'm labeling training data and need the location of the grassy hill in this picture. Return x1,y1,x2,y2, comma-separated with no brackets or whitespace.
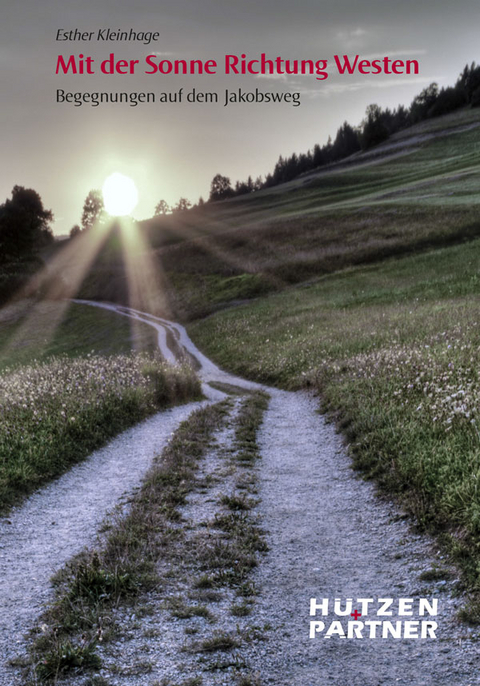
182,106,480,615
4,105,480,610
0,302,199,511
0,300,158,370
73,106,480,319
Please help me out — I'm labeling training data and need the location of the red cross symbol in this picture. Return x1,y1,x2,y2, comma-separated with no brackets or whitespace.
351,610,362,620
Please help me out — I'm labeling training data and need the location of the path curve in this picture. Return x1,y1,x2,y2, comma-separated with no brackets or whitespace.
65,302,480,684
72,299,261,387
0,300,242,680
0,300,478,685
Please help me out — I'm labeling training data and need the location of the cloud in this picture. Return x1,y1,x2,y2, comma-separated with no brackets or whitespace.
361,50,428,60
297,75,443,99
336,27,369,49
255,72,288,81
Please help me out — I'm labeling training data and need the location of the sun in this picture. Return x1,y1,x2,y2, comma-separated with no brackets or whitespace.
102,173,139,216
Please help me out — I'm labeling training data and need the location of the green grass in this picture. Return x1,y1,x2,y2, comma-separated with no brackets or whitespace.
28,402,229,683
43,388,270,683
419,566,454,582
169,601,213,620
69,107,480,320
0,300,157,370
189,240,480,607
230,603,252,618
9,108,480,630
34,638,101,682
181,109,480,615
189,633,240,653
189,239,480,386
0,354,201,511
0,299,201,511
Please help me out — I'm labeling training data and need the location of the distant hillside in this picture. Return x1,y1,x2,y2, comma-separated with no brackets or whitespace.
186,106,480,611
71,106,480,319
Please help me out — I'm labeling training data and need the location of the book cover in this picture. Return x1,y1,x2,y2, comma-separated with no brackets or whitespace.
1,1,479,684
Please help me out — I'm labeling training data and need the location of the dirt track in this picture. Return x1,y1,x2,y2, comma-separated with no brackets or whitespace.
0,301,478,685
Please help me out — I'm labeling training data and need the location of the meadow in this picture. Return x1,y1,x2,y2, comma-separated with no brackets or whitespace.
0,299,159,370
49,110,480,591
189,237,480,610
0,302,201,510
73,107,480,320
2,105,480,610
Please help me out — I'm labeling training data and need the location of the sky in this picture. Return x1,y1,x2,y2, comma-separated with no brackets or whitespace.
1,0,479,235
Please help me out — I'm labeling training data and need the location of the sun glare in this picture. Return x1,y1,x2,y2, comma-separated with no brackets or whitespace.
102,173,139,216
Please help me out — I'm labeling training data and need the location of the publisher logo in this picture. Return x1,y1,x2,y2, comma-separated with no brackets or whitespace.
309,597,438,639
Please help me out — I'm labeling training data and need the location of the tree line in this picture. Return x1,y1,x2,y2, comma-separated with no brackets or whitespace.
2,61,479,257
69,192,198,238
151,62,480,210
75,62,480,226
210,63,480,200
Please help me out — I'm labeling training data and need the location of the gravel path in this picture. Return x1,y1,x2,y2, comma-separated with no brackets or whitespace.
80,398,251,686
0,400,219,679
242,390,479,685
1,301,478,684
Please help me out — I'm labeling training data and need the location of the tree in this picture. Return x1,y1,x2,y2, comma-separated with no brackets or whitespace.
263,172,274,188
69,224,81,239
283,153,299,182
312,143,327,168
0,185,53,262
361,104,389,149
472,86,480,107
173,197,192,212
253,176,263,191
235,179,251,196
456,62,480,103
272,156,286,185
429,86,466,118
332,122,361,160
297,151,313,175
81,190,105,230
154,199,171,215
209,174,234,202
409,83,439,122
391,105,411,132
323,136,334,163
